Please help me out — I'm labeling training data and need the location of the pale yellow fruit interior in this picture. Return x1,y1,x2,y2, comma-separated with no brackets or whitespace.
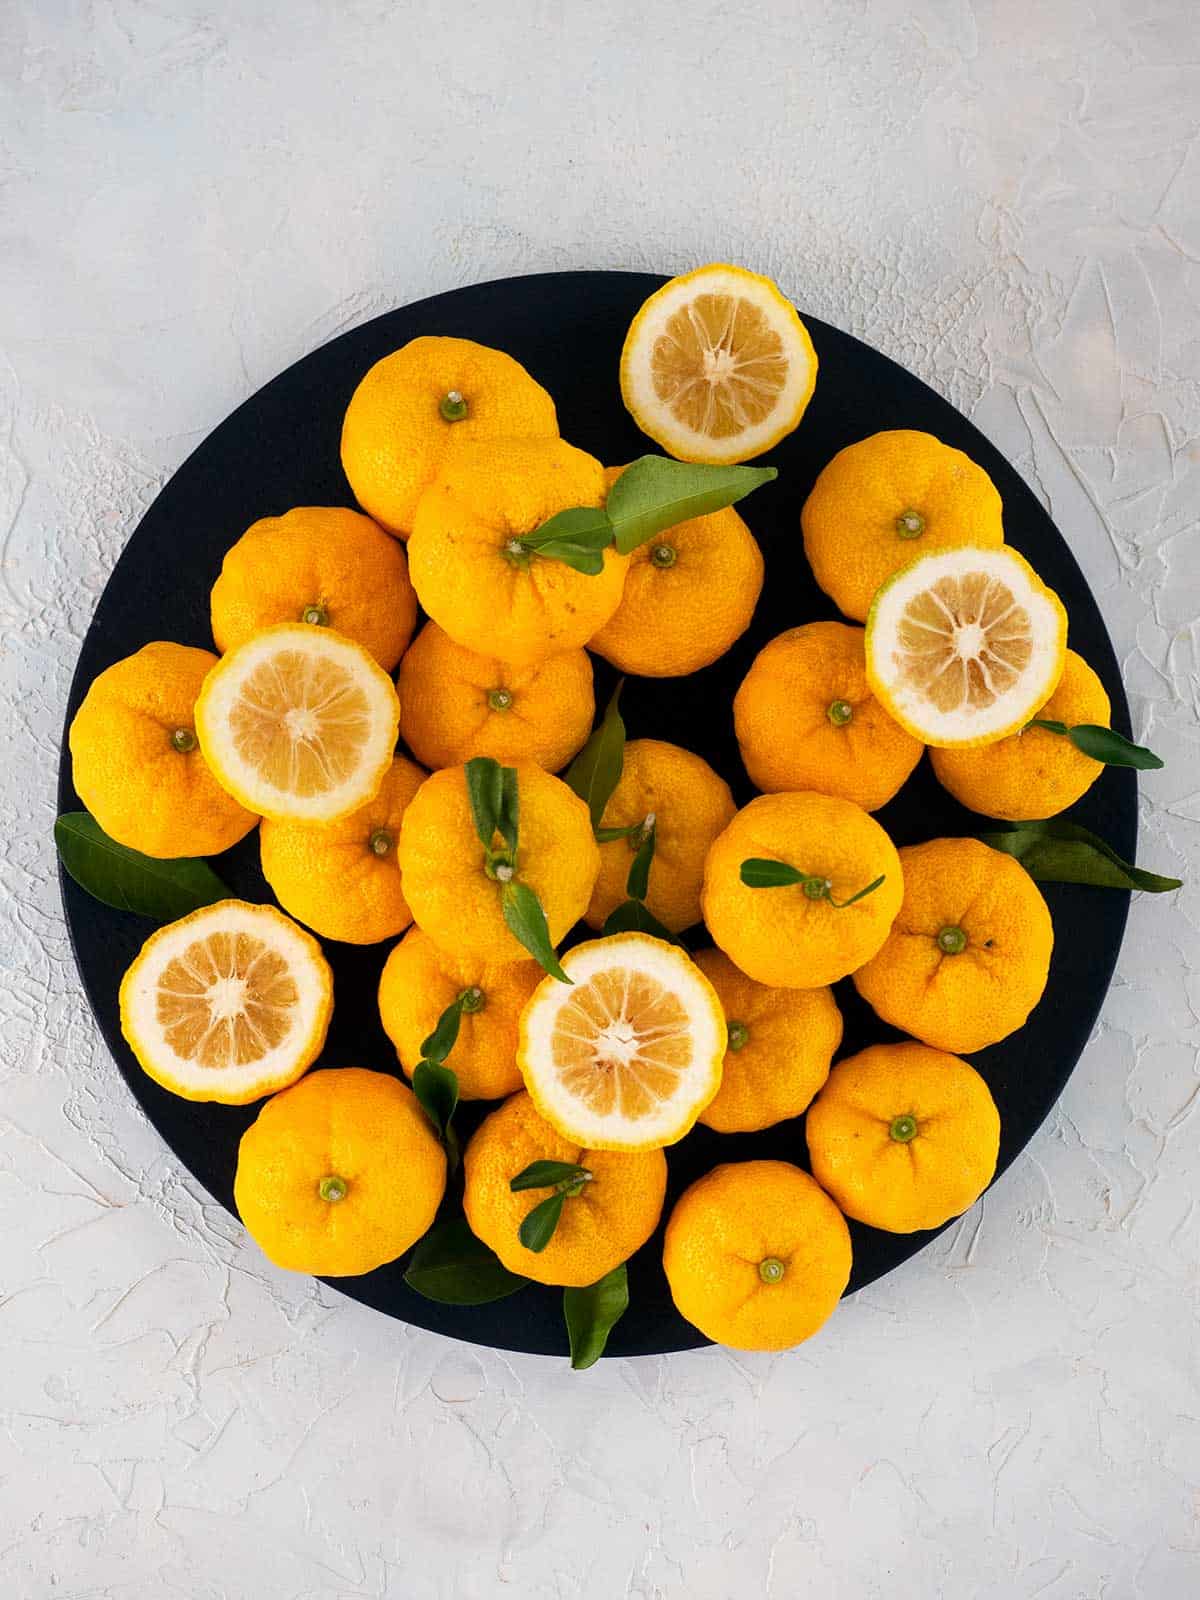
895,570,1033,713
228,648,374,797
550,966,693,1121
651,293,789,440
156,931,298,1069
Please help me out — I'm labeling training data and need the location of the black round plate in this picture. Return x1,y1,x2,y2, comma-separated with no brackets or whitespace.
58,271,1134,1357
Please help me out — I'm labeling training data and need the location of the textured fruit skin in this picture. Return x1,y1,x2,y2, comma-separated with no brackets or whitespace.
589,465,764,677
864,545,1069,749
585,739,736,934
260,755,426,945
619,263,818,465
662,1160,851,1350
340,336,559,537
407,437,628,667
69,641,258,859
852,837,1054,1053
516,933,727,1152
806,1042,1000,1233
462,1091,667,1287
692,948,842,1133
397,622,594,773
397,762,600,964
234,1068,446,1276
378,926,540,1101
930,649,1111,820
119,899,333,1105
701,792,904,988
734,621,923,811
210,506,417,671
802,430,1004,622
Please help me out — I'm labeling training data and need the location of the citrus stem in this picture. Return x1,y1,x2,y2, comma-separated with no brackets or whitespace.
440,389,468,422
458,985,485,1014
758,1256,786,1285
558,1170,593,1197
170,727,197,753
828,699,853,727
318,1174,349,1202
484,849,516,882
803,875,834,900
650,543,677,569
488,688,514,712
300,602,330,626
937,925,967,955
896,509,925,539
727,1020,750,1053
368,828,394,858
628,812,656,853
502,538,532,570
889,1114,918,1144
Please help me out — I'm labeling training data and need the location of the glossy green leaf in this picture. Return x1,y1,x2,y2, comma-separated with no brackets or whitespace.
465,756,504,849
404,1217,529,1305
563,1264,629,1370
520,507,615,574
497,763,520,856
412,1059,460,1139
54,812,231,922
601,898,677,942
420,994,466,1066
626,825,656,901
739,857,805,888
979,820,1181,892
518,1191,565,1252
501,881,571,982
510,1160,592,1193
564,682,625,831
605,456,777,555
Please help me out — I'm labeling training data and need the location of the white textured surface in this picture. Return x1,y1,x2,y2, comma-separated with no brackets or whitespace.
3,2,1198,1595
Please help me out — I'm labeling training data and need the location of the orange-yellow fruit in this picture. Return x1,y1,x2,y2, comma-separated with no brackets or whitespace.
69,642,258,859
930,649,1111,819
119,899,332,1104
585,739,736,934
852,836,1053,1053
407,437,627,667
340,336,559,537
692,948,842,1133
234,1068,446,1275
802,430,1005,622
620,264,819,465
701,791,904,988
662,1161,852,1350
588,464,764,676
210,506,417,671
806,1042,1001,1232
378,926,541,1101
462,1091,667,1287
397,762,600,964
733,621,923,811
397,622,594,773
259,755,426,945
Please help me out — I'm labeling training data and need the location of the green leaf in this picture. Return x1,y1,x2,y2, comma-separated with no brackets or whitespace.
465,756,504,849
518,1191,565,1252
420,993,467,1065
739,857,805,888
54,812,231,921
979,820,1182,893
564,681,625,830
497,763,520,856
605,456,777,555
404,1217,529,1305
828,873,886,909
595,824,643,843
501,880,572,982
520,508,615,575
601,898,677,942
626,825,656,901
563,1264,629,1370
510,1160,592,1193
412,1059,460,1139
1066,723,1162,770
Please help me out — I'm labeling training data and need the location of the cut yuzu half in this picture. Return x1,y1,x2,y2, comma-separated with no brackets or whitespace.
119,900,332,1104
865,546,1067,748
196,623,400,822
620,264,817,464
517,933,726,1152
